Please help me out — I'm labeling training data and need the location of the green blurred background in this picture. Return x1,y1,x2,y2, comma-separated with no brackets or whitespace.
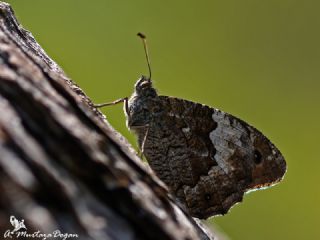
7,0,319,239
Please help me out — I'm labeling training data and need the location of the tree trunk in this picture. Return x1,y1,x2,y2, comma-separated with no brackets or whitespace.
0,2,218,240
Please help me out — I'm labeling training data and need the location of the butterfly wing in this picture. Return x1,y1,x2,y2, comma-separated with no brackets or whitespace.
140,96,286,219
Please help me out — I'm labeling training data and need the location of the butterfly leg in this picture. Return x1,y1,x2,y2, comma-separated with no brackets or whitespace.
94,97,129,115
140,125,150,159
137,148,144,159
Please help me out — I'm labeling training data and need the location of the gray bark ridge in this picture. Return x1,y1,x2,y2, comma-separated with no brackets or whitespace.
0,2,216,240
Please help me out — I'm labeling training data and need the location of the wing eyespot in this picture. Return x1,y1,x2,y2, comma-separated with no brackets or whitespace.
254,150,262,164
204,194,211,201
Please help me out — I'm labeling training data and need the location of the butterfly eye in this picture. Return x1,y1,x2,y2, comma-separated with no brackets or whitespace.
142,108,149,115
153,105,161,113
254,150,262,164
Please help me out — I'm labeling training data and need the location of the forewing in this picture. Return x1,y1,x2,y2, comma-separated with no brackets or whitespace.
151,96,287,219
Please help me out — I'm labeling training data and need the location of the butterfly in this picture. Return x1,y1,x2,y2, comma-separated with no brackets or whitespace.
95,33,286,219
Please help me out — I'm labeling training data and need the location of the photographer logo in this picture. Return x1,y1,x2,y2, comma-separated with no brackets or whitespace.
4,215,78,240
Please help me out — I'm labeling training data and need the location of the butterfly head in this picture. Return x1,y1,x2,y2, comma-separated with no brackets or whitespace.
134,75,155,96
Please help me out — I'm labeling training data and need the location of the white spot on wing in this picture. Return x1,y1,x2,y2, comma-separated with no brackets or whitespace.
182,127,190,133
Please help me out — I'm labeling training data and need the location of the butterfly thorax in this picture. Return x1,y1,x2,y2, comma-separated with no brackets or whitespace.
126,76,163,143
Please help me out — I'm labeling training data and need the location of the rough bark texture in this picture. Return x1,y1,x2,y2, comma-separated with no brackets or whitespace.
0,2,217,240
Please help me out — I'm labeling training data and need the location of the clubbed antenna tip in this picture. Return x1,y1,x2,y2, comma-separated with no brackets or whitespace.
137,32,146,39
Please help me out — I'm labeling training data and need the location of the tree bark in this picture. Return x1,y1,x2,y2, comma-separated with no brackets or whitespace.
0,2,217,240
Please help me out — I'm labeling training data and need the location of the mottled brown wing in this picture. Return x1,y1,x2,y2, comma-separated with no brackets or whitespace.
141,96,286,219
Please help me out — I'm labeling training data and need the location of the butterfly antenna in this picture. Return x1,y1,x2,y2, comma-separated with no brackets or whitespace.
137,32,152,80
